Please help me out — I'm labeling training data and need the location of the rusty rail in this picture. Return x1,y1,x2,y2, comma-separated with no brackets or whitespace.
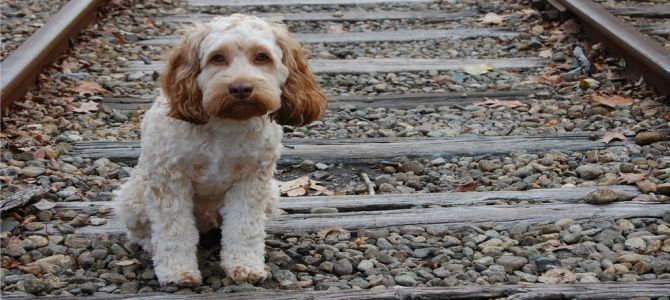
0,0,105,114
545,0,670,96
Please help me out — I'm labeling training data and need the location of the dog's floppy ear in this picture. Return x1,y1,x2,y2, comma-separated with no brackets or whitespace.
270,24,327,127
161,23,210,124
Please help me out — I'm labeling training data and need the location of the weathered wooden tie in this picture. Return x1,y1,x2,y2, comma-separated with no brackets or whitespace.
127,57,548,73
102,89,551,112
70,132,626,165
46,185,656,236
139,28,520,46
14,281,670,299
188,0,434,6
156,9,478,23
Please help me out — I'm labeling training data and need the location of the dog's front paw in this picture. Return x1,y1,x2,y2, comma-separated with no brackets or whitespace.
158,270,202,287
224,263,267,284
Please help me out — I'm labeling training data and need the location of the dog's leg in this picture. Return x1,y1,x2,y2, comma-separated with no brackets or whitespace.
115,171,152,252
146,172,202,287
219,177,278,284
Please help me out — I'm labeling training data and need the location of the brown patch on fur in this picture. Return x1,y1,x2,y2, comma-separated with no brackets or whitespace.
162,23,211,125
151,187,162,197
230,265,265,284
203,77,280,120
177,272,202,287
270,24,328,127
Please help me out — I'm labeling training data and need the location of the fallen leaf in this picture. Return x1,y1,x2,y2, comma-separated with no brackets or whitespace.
73,80,106,94
73,101,99,113
538,49,553,58
463,64,493,76
316,226,346,239
280,176,334,197
591,94,633,108
561,19,581,34
456,180,477,192
352,236,368,246
545,119,561,126
1,257,20,269
618,173,647,184
481,12,505,25
598,131,627,144
531,25,544,35
311,184,335,196
476,97,524,109
538,268,576,284
579,78,600,90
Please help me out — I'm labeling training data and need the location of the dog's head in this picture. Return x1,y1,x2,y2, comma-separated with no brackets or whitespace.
161,14,327,126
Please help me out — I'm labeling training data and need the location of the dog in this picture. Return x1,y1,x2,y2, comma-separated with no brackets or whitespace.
114,14,327,287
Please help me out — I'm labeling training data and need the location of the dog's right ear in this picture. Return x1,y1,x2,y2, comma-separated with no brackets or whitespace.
162,23,210,125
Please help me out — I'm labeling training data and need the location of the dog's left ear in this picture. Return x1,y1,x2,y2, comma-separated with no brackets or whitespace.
270,24,327,127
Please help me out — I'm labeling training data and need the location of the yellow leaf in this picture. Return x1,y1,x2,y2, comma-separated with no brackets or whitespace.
463,64,493,76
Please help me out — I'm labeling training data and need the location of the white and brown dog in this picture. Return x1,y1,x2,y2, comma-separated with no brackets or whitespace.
114,14,326,287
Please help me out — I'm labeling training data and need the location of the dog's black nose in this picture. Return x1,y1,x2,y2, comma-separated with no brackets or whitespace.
229,82,254,99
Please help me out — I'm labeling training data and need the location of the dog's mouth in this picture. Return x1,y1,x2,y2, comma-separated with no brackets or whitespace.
203,79,281,121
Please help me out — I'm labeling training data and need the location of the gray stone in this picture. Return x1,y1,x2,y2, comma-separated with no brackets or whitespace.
393,274,416,286
357,260,374,273
575,164,604,180
333,258,353,276
496,256,528,273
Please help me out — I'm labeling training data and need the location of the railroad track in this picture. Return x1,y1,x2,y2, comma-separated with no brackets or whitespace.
1,0,670,299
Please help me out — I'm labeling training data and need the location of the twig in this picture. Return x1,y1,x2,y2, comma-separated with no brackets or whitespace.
360,173,375,196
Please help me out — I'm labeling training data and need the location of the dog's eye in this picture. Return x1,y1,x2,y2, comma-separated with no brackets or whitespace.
211,54,226,64
254,53,270,63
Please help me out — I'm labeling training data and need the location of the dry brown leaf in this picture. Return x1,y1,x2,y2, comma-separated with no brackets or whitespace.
561,19,581,34
476,97,524,109
352,236,368,246
591,94,633,108
542,239,577,252
481,12,505,25
279,176,310,196
73,101,100,113
598,131,627,144
1,257,21,269
73,80,107,94
279,176,334,197
310,184,335,196
316,226,346,239
456,180,478,192
618,172,647,184
545,119,561,126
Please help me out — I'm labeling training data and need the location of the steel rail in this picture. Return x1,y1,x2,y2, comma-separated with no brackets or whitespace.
552,0,670,96
0,0,106,114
